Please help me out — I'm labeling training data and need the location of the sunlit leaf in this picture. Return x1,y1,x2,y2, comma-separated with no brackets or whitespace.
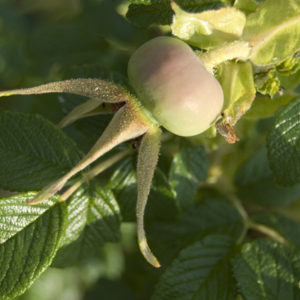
243,0,300,65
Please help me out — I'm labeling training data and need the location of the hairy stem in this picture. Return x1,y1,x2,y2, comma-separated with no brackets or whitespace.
248,221,289,245
136,127,161,268
198,41,251,73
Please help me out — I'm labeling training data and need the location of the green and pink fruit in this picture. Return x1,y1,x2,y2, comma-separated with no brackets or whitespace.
128,36,224,136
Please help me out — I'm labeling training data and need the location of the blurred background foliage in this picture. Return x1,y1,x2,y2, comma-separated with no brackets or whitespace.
0,0,163,299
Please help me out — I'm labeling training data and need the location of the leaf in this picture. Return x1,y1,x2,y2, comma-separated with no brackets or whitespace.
126,0,225,28
233,239,300,300
152,235,236,300
243,0,300,65
278,69,300,91
169,141,208,208
253,212,300,250
171,3,246,49
0,192,59,243
177,0,225,12
235,148,300,206
244,92,297,120
267,97,300,186
149,195,244,265
0,193,66,299
217,61,256,126
53,185,121,267
0,111,82,191
126,1,173,27
129,0,224,11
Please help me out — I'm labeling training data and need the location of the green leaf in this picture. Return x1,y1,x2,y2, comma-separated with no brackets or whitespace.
171,3,246,49
235,148,300,206
126,1,172,27
0,193,66,299
152,235,236,300
0,111,82,191
244,92,297,120
267,97,300,186
126,0,226,28
53,185,121,266
0,192,59,243
169,141,208,208
278,70,300,91
217,61,256,125
253,212,300,250
233,239,300,300
243,0,300,65
149,195,244,265
177,0,225,12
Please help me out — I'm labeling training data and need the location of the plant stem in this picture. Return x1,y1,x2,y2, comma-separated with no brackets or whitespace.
248,221,289,245
197,41,251,73
60,149,132,201
228,195,249,245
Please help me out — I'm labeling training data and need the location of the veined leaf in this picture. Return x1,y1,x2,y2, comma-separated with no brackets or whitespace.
0,193,66,299
217,61,256,126
0,111,82,191
235,148,300,206
53,185,121,266
149,195,244,265
0,192,59,243
243,0,300,65
233,239,300,300
152,235,236,300
169,141,208,208
171,3,246,49
267,97,300,186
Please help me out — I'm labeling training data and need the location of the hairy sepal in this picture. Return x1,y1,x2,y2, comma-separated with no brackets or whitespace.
28,104,149,204
0,78,130,103
136,127,161,268
58,98,114,128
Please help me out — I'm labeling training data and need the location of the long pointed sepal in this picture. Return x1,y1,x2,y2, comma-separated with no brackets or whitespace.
28,105,149,204
59,98,114,128
136,127,161,268
0,78,130,103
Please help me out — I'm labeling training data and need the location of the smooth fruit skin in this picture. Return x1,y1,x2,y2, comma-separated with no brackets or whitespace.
128,36,224,136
